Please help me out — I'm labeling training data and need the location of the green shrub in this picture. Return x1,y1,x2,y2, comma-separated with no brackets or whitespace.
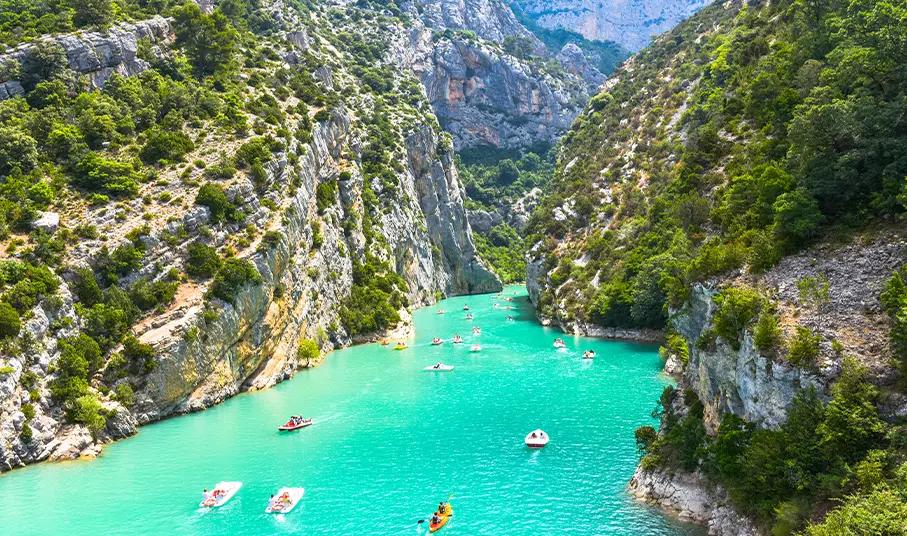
69,394,106,440
316,181,337,213
297,338,320,365
311,219,323,249
788,326,821,366
129,278,179,311
0,301,21,339
74,152,141,197
195,183,239,223
339,257,407,336
234,137,276,168
114,383,134,408
754,312,784,353
881,268,907,379
713,287,763,351
186,243,223,278
140,130,194,163
314,109,331,122
797,275,830,306
257,231,283,253
209,258,262,303
660,332,689,366
123,335,155,375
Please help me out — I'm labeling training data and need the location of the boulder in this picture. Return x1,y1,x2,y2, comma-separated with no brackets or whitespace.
32,211,60,234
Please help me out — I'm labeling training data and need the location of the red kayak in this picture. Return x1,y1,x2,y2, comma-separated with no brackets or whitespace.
278,418,313,431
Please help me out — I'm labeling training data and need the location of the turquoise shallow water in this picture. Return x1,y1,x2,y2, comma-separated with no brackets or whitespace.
0,286,703,535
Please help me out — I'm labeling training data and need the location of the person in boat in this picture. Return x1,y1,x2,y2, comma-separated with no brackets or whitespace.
202,489,211,503
268,494,276,508
530,432,538,439
280,492,291,504
435,362,442,369
431,512,441,525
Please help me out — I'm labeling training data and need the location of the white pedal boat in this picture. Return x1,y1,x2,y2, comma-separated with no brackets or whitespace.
525,430,549,448
266,487,304,514
200,481,242,507
424,363,454,371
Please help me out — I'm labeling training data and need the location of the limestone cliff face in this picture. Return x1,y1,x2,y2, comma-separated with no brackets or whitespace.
0,104,500,471
511,0,711,52
0,17,173,99
416,0,537,42
393,0,597,150
415,38,584,149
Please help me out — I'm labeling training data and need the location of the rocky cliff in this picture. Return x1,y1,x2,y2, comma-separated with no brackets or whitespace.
394,0,601,150
510,0,710,52
0,16,173,99
0,1,502,472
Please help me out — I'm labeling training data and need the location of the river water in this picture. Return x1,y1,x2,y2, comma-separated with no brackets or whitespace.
0,286,703,535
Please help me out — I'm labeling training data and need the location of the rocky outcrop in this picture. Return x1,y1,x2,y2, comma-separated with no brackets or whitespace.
415,0,537,43
0,105,500,471
407,127,502,295
0,17,172,96
556,43,606,87
675,285,826,432
413,37,586,150
512,0,711,52
392,0,595,150
629,466,759,536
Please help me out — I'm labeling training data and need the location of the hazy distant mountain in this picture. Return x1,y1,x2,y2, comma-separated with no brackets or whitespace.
509,0,710,51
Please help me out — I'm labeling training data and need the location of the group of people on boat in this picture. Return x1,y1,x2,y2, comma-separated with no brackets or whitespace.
452,334,463,344
268,491,294,510
472,327,481,335
553,338,566,348
287,415,309,426
201,488,225,503
432,338,443,345
583,350,596,359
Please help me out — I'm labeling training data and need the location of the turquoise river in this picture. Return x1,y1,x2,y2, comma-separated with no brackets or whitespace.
0,286,704,535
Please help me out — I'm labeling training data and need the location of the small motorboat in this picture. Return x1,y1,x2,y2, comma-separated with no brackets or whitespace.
470,344,481,352
452,335,463,344
394,342,408,350
506,316,514,321
462,305,470,311
200,482,242,508
583,350,596,360
437,309,445,315
471,327,481,335
424,363,454,371
431,338,444,345
525,430,549,448
265,487,304,514
553,338,566,349
465,314,474,320
380,339,390,346
493,303,499,308
279,417,313,431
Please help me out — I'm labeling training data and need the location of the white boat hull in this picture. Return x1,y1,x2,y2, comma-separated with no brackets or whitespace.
266,487,304,514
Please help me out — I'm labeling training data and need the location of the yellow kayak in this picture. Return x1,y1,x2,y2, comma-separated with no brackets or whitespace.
394,343,408,350
429,506,453,533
